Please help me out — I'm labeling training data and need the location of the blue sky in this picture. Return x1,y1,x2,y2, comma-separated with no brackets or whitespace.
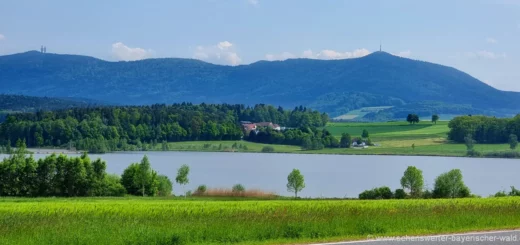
0,0,519,91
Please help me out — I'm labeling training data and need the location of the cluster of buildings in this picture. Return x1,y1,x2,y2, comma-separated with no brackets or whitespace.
241,121,281,134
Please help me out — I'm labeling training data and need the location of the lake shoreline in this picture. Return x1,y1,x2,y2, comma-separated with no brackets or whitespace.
23,147,520,160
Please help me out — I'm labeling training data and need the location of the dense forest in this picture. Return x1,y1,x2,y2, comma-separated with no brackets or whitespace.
246,127,339,150
0,103,328,152
448,115,520,143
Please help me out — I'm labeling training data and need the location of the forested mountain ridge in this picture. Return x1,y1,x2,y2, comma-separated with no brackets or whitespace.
0,94,98,112
1,50,519,116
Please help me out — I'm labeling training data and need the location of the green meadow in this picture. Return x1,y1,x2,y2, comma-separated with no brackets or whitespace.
1,197,520,245
138,120,518,157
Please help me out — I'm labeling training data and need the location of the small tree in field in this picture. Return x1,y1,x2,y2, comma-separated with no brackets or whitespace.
287,169,305,198
509,134,518,150
361,129,369,138
176,164,190,197
400,166,424,198
431,114,439,124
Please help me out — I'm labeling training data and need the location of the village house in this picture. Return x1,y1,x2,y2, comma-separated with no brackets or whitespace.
241,121,282,134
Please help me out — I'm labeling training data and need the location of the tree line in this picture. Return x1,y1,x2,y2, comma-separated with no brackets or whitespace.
246,127,339,150
0,142,306,198
359,166,472,199
0,141,190,197
0,103,328,153
448,115,520,143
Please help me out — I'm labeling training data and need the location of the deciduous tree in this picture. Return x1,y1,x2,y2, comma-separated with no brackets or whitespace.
400,166,424,197
287,169,305,198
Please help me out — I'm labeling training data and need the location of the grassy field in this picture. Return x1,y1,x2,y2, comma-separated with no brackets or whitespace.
1,197,519,245
144,121,518,157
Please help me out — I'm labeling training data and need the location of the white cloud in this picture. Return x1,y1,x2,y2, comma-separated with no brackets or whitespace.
485,37,497,44
465,50,506,59
248,0,259,5
265,48,371,61
394,50,412,58
111,42,154,61
217,41,233,50
193,41,242,66
0,34,5,41
302,49,314,59
265,52,296,61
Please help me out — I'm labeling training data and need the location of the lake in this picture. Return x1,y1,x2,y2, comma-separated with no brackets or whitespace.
1,152,518,198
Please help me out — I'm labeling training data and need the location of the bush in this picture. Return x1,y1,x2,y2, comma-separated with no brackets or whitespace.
394,189,407,199
232,184,245,193
483,151,520,158
261,146,275,153
433,169,471,198
359,186,393,200
509,186,520,196
157,175,173,196
195,185,207,195
466,149,481,157
494,191,507,197
99,174,126,197
422,189,433,199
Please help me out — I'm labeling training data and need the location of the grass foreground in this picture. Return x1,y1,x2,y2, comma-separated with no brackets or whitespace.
1,197,520,244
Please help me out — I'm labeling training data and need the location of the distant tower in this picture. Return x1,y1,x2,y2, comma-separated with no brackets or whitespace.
379,41,382,52
41,45,44,53
43,46,47,53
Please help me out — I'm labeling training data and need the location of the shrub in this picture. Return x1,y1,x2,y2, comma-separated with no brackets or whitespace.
483,151,520,158
394,189,407,199
157,175,173,196
433,169,471,198
261,146,275,153
509,186,520,196
232,184,245,193
494,191,507,197
422,189,433,199
466,149,481,157
359,186,393,200
195,185,207,195
99,174,126,197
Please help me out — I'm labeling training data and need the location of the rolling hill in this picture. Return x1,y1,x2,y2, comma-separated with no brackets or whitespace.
0,50,518,117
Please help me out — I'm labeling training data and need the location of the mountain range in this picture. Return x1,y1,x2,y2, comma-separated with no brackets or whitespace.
0,50,518,119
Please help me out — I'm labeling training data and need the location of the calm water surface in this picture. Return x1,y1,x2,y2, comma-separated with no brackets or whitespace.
2,152,518,197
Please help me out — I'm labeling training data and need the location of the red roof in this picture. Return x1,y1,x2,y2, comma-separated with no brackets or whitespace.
243,124,256,131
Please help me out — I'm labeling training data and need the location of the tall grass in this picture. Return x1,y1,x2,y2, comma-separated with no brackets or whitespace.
1,197,520,244
193,188,277,198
